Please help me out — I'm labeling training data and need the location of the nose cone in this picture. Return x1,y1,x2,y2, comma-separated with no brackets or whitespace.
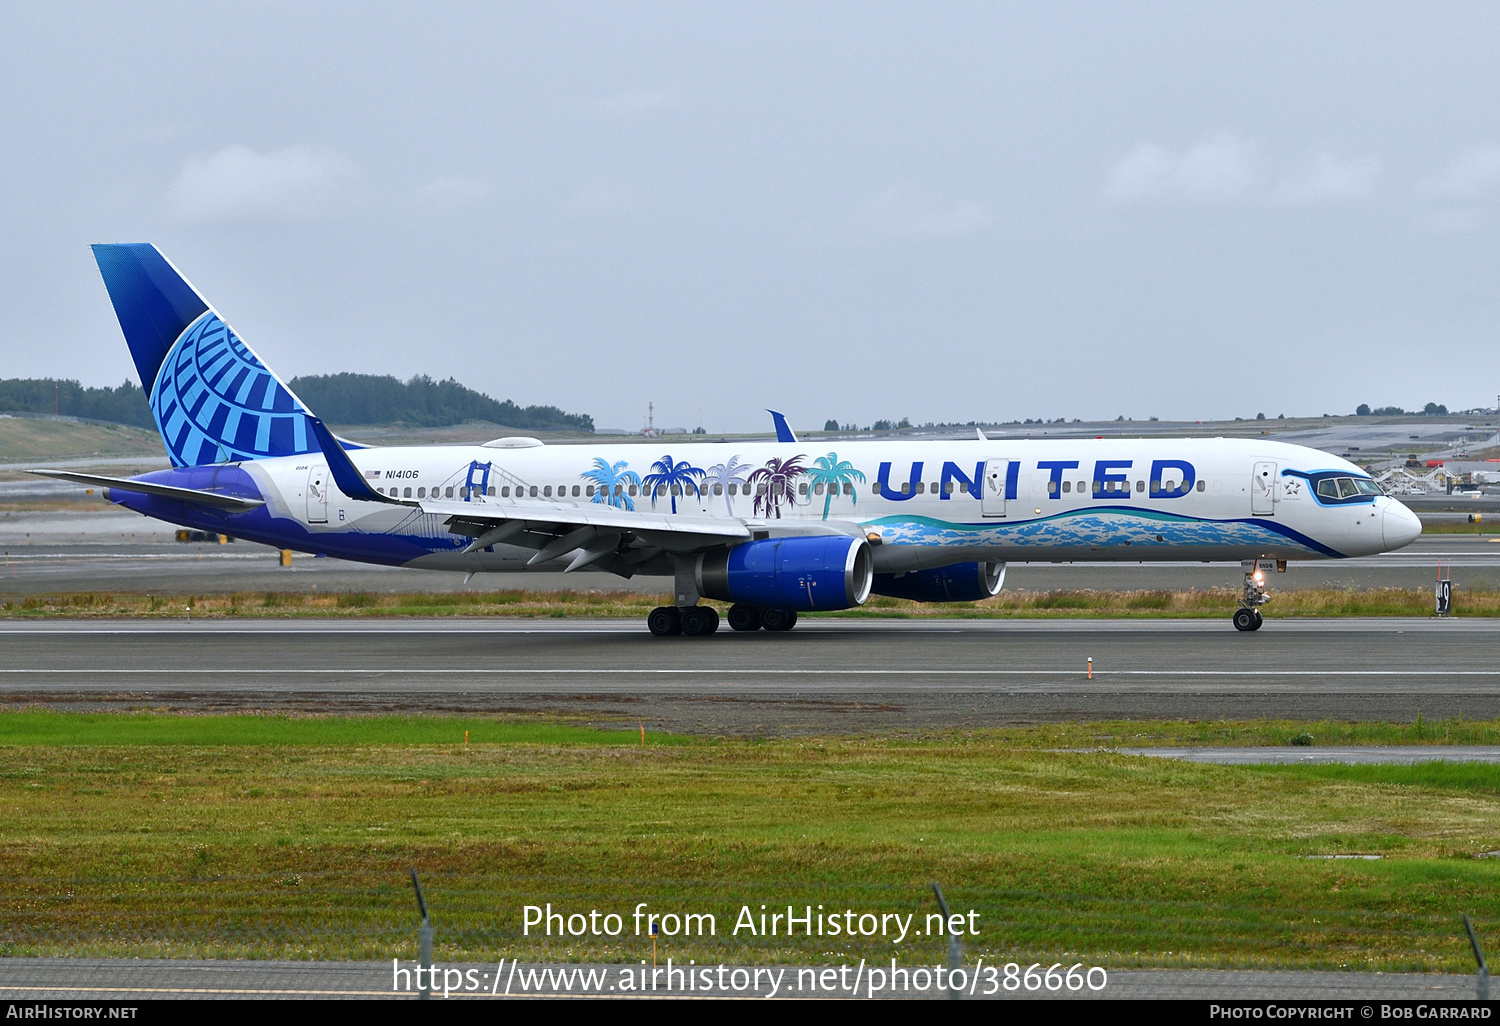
1382,500,1422,551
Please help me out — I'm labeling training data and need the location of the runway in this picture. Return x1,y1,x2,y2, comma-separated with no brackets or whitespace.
3,617,1497,731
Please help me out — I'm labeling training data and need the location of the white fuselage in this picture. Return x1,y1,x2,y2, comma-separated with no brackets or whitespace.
184,435,1420,576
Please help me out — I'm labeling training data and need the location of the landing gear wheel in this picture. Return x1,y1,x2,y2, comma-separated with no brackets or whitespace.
680,606,720,636
1251,609,1263,631
727,604,763,632
1232,607,1258,632
761,607,799,632
647,606,682,636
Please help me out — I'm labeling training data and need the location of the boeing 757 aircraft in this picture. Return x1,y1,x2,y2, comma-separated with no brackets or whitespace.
33,244,1422,636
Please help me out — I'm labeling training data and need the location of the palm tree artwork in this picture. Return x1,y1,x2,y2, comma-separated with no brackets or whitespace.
581,458,643,511
747,455,806,519
702,456,752,515
641,454,707,514
805,452,865,520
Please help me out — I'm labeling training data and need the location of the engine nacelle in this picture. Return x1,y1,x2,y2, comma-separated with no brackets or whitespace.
870,562,1005,603
697,536,874,611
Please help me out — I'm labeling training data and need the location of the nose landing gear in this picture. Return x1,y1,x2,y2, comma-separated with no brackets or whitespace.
1233,562,1270,631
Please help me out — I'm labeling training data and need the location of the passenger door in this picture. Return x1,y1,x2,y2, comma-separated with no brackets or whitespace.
1251,461,1276,516
306,465,329,523
982,459,1009,517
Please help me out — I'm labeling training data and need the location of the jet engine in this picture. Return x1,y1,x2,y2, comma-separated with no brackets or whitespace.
870,561,1005,602
696,536,874,611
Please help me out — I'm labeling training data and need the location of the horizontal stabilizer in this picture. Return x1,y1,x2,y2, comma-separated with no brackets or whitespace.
27,470,265,512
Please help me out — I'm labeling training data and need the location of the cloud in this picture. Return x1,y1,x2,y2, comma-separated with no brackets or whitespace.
568,181,634,216
1273,154,1380,204
1418,145,1500,200
1104,132,1257,204
865,187,991,238
167,145,359,223
599,89,679,116
416,175,490,212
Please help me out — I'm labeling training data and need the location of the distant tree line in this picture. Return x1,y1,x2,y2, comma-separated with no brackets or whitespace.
0,373,593,433
0,378,154,429
288,373,593,432
1356,402,1448,416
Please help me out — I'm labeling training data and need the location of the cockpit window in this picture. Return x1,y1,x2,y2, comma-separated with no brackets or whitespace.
1314,475,1382,501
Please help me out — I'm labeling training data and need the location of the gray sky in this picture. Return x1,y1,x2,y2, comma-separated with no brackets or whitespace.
2,2,1499,432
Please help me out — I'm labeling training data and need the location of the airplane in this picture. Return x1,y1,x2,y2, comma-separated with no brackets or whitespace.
32,243,1423,637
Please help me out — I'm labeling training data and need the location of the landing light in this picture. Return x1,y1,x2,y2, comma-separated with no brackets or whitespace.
1254,571,1264,583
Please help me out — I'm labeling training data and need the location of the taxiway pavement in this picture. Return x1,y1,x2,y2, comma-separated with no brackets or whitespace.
2,617,1495,732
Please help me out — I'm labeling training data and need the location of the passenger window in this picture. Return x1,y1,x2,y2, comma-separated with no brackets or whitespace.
501,486,510,497
901,482,911,495
1316,480,1338,499
1137,481,1144,492
1196,480,1205,492
814,483,824,495
417,487,426,498
871,481,882,495
403,487,412,498
1165,480,1176,492
1150,479,1159,492
758,484,768,496
585,485,594,497
628,485,638,496
530,486,538,497
613,485,623,496
671,485,681,496
798,483,808,495
913,482,924,494
1062,481,1071,493
1049,480,1059,494
572,485,580,497
488,486,496,496
1077,481,1086,493
458,487,467,499
543,486,551,497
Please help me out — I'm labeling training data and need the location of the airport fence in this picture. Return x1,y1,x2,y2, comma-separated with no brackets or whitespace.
1,868,1495,977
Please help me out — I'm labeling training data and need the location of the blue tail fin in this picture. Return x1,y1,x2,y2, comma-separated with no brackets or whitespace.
92,243,318,467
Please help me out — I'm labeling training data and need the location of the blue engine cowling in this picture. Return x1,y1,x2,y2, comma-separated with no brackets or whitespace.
870,562,1005,603
696,536,874,611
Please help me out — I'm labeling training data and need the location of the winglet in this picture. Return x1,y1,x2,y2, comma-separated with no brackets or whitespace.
305,416,407,505
976,427,988,442
767,410,797,443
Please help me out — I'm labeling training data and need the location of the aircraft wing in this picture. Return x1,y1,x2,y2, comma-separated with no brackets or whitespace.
418,496,752,572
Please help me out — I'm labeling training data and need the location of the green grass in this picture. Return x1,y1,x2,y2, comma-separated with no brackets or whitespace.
0,711,673,747
2,713,1500,970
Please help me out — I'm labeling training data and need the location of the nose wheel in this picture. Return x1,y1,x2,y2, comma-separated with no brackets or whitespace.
1233,566,1269,631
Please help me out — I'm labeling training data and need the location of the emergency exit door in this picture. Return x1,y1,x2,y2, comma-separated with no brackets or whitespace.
1251,461,1276,516
982,459,1009,517
306,465,329,523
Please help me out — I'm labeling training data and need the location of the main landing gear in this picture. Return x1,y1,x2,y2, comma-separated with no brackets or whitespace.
1233,562,1270,632
646,604,798,636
